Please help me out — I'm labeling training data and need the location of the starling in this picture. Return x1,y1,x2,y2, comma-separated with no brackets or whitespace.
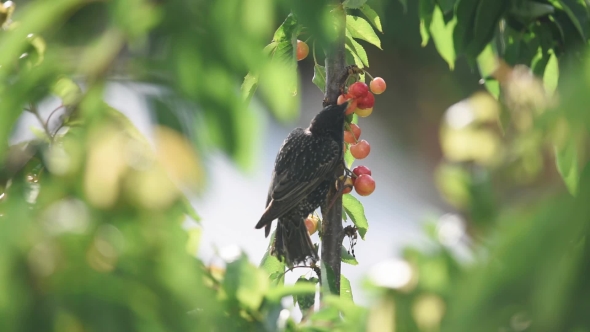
255,103,348,266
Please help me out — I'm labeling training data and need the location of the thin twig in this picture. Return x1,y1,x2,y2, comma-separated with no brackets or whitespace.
29,103,53,141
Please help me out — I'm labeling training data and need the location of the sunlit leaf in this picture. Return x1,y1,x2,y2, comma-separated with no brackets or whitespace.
360,4,383,33
346,31,369,67
429,6,456,70
241,72,259,104
544,51,559,97
260,230,286,286
346,15,382,49
342,194,368,240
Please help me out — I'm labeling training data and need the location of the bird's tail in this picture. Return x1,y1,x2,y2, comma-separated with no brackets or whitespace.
272,217,318,267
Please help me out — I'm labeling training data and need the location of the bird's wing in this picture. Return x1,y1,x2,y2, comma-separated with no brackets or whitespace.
259,128,340,223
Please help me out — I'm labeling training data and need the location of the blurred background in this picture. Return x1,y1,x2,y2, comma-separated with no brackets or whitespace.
2,0,590,331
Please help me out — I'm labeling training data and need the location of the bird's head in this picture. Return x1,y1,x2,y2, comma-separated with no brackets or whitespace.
308,102,348,136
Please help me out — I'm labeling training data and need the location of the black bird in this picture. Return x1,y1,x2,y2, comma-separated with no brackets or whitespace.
255,102,348,266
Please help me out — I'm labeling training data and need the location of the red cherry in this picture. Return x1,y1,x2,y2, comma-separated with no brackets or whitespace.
354,174,375,196
352,165,372,177
344,123,361,144
370,77,386,94
348,82,369,99
337,94,349,105
296,40,309,61
350,140,371,159
357,92,375,109
345,99,357,115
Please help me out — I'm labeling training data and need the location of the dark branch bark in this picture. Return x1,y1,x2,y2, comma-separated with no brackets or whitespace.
320,1,347,296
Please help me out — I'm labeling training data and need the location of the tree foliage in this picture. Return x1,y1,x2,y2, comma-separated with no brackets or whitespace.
1,0,590,331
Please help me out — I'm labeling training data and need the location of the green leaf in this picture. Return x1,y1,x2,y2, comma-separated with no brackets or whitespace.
312,64,326,93
429,6,457,69
343,0,368,9
465,0,510,58
344,145,355,168
439,0,458,13
259,230,286,286
509,1,554,21
360,4,384,33
293,276,319,312
345,31,369,67
340,275,354,302
223,255,270,310
320,261,339,295
398,0,408,13
346,15,382,49
419,0,436,46
180,195,201,223
453,0,481,54
341,246,359,265
266,281,317,303
342,207,348,221
272,13,299,42
345,44,365,69
241,72,259,104
342,194,368,239
557,0,588,40
543,51,559,97
555,140,579,196
477,44,500,99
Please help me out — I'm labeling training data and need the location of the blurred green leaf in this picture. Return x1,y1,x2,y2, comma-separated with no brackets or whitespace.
453,0,481,55
360,4,383,33
439,0,458,13
342,194,368,240
398,0,408,13
509,1,554,21
544,51,559,97
419,0,436,46
312,64,326,93
477,44,500,99
266,280,316,303
346,15,382,50
465,0,509,58
293,276,318,312
241,72,259,104
223,255,270,311
341,245,358,265
260,231,286,287
555,139,580,196
555,0,588,40
429,6,457,70
343,0,368,9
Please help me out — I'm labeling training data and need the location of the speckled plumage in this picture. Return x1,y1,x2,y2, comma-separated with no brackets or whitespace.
255,103,347,266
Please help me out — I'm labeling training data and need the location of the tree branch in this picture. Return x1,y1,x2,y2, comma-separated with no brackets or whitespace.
320,1,347,296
